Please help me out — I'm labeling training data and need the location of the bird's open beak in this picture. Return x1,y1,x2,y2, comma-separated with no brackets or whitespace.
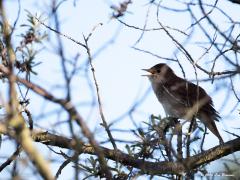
141,68,153,77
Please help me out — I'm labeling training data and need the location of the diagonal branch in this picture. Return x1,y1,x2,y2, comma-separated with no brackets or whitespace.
0,64,112,179
83,35,117,151
28,131,240,175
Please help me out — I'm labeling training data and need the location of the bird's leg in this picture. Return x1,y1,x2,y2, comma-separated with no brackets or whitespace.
186,118,196,180
186,117,196,158
158,117,179,161
175,121,183,160
162,117,178,133
165,117,183,160
161,117,184,161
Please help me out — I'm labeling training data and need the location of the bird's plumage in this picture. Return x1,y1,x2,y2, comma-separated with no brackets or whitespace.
143,63,223,144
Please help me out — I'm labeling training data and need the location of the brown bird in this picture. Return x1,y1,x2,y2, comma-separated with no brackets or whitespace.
142,63,223,144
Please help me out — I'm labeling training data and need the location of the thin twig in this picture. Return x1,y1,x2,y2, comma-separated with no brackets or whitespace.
0,146,22,172
83,35,117,151
35,17,87,48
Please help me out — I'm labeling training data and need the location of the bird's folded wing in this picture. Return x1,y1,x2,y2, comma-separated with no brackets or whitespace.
164,79,220,121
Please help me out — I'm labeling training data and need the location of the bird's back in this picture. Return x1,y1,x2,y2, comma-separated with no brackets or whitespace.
155,75,220,121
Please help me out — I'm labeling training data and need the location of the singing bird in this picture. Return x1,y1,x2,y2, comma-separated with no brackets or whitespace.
143,63,223,144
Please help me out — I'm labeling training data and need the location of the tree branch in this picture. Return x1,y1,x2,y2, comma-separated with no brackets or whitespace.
28,131,240,175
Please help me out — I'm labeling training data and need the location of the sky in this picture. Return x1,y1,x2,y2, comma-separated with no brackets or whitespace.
1,0,240,179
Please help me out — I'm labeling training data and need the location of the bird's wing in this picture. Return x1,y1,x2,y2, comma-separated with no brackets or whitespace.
164,78,207,106
164,77,220,121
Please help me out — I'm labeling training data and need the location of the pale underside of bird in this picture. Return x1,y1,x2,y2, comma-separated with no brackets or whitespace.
143,63,223,144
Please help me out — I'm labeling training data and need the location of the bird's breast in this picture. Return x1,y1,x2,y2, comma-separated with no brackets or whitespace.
153,84,190,119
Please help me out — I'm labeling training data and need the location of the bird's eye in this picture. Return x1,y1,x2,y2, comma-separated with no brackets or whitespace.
157,70,161,73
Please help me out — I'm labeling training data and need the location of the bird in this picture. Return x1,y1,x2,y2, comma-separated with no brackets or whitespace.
142,63,223,144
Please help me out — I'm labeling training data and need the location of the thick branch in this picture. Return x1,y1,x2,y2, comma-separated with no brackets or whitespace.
29,131,240,175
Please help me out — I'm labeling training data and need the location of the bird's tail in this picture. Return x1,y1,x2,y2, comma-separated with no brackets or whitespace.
198,112,223,144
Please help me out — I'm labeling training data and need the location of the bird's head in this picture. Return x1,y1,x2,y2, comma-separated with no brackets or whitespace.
142,63,174,84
